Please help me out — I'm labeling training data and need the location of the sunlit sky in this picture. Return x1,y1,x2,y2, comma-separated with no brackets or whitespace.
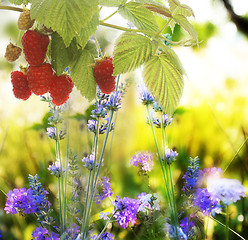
0,0,248,123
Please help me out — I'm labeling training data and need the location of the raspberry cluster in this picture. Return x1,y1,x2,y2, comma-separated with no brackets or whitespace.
93,57,116,94
8,10,74,106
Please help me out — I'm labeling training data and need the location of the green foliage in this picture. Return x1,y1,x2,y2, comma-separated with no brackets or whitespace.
31,0,98,47
99,0,127,7
142,3,172,18
76,12,99,49
113,32,158,75
143,52,184,115
118,2,159,32
8,0,31,5
51,32,78,75
70,42,97,102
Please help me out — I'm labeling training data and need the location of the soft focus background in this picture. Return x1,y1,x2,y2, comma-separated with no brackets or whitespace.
0,0,248,239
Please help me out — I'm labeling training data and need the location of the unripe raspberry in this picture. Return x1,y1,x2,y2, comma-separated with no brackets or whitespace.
93,57,116,94
4,43,22,62
17,10,35,30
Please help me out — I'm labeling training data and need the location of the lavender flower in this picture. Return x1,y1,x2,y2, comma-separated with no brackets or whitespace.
153,114,173,128
48,161,65,177
65,224,80,239
94,176,113,204
46,127,66,140
99,211,111,220
82,154,99,171
4,188,37,214
32,227,60,240
113,196,140,229
104,91,122,111
164,147,178,164
139,87,154,105
92,232,114,240
91,104,107,118
153,102,162,112
164,223,187,240
182,157,200,196
180,216,195,236
130,152,154,173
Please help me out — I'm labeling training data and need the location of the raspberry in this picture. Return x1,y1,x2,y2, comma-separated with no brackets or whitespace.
49,75,74,106
11,71,32,100
17,10,35,30
27,63,54,95
93,57,116,94
4,43,22,62
21,30,49,66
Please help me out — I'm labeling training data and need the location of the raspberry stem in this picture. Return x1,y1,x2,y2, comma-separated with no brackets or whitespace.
0,5,23,12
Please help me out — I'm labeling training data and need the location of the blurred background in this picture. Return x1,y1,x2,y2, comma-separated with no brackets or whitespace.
0,0,248,239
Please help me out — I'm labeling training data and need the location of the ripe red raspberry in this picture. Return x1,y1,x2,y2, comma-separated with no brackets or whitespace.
93,57,116,94
21,30,49,66
49,75,74,106
17,10,35,30
27,63,54,95
4,43,22,62
11,71,32,100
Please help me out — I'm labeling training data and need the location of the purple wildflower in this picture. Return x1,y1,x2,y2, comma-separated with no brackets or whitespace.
94,176,113,204
180,216,195,236
182,157,200,196
4,188,37,215
137,192,160,212
99,211,111,220
130,152,154,173
92,232,114,240
113,196,140,229
46,127,65,140
164,223,187,240
194,188,218,216
91,104,107,118
65,224,80,239
32,227,60,240
153,114,173,128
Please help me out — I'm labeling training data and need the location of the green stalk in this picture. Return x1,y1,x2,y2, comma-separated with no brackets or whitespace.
55,125,65,233
81,119,100,236
62,121,69,234
95,213,115,240
146,105,178,235
0,5,23,12
210,216,246,240
226,206,229,240
57,176,63,231
101,10,118,22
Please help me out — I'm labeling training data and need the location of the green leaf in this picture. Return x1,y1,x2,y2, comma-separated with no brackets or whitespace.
169,0,194,17
173,14,198,41
113,32,158,75
118,2,159,32
159,43,185,75
70,46,96,102
76,12,99,49
99,0,127,7
51,32,78,75
8,0,31,4
143,53,184,115
31,0,98,47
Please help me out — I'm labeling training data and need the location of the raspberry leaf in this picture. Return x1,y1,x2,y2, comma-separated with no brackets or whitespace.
113,32,158,75
8,0,31,5
31,0,98,47
70,47,96,102
51,32,77,75
173,14,198,42
76,12,99,49
99,0,127,7
143,53,184,115
118,2,159,32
